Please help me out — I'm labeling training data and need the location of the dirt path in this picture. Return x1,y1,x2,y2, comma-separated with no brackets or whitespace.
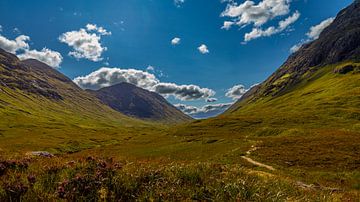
241,145,276,171
241,144,341,192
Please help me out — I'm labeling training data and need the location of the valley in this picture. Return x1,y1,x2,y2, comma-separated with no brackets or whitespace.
0,0,359,201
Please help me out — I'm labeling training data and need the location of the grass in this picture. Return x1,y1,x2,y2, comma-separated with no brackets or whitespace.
0,61,359,200
0,156,349,201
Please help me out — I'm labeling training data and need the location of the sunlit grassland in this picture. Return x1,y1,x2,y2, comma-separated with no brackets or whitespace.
0,62,359,200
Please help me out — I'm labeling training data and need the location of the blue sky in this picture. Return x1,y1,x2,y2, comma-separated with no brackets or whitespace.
0,0,353,118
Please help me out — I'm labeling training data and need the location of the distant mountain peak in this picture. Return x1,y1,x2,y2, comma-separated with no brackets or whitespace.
89,82,192,123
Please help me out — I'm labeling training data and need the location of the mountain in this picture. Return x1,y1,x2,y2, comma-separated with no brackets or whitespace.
228,0,360,111
88,82,192,123
172,0,359,174
0,49,155,153
179,0,360,131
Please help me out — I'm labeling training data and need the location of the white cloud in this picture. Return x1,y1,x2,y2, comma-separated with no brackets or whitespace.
0,35,30,54
59,24,111,62
86,24,112,36
0,31,62,68
73,67,215,101
225,84,248,100
198,44,209,54
17,48,63,68
174,0,185,7
13,28,21,34
74,67,159,90
175,103,233,119
146,65,155,71
306,17,334,40
174,104,198,114
221,0,300,42
0,25,2,32
206,98,218,102
221,0,292,27
290,17,334,53
171,37,181,45
290,40,308,53
153,83,215,101
244,11,300,42
222,21,235,30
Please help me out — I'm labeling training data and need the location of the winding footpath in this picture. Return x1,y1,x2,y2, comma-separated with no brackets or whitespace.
241,145,275,171
241,143,341,192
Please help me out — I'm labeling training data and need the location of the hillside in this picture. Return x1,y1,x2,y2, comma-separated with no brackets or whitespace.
0,49,157,154
170,0,360,194
88,82,192,123
228,0,360,110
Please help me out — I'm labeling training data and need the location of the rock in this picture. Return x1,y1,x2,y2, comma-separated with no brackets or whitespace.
334,64,357,74
27,151,54,158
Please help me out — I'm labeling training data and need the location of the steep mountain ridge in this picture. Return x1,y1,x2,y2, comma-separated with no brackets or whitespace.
88,82,192,123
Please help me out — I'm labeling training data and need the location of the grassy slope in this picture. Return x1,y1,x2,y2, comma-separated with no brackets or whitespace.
0,55,163,156
167,62,360,191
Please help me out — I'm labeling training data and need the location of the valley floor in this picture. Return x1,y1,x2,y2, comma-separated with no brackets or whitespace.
0,123,359,201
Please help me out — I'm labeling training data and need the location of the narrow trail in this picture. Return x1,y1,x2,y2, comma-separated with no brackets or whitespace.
241,143,341,192
241,145,275,171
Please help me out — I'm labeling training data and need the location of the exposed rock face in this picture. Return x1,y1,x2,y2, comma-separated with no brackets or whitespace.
229,1,360,109
0,49,63,100
89,82,192,123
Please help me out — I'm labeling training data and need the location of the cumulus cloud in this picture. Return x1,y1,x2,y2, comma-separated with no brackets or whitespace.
221,0,292,27
174,104,198,114
206,98,218,103
86,24,112,36
17,48,63,68
74,67,159,90
290,17,334,53
0,31,62,68
221,0,300,42
244,11,300,42
153,83,215,101
171,37,181,45
73,67,215,101
175,103,233,119
222,21,235,30
198,44,209,54
306,17,334,40
0,25,2,32
225,84,247,100
59,24,111,62
0,35,30,54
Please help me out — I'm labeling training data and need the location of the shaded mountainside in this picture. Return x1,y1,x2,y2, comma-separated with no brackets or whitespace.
0,48,129,121
228,0,360,112
88,82,192,123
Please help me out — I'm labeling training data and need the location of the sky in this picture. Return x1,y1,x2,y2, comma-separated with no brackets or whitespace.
0,0,353,118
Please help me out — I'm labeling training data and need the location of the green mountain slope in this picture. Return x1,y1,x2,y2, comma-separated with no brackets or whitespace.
88,82,192,123
171,1,360,190
0,49,157,154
